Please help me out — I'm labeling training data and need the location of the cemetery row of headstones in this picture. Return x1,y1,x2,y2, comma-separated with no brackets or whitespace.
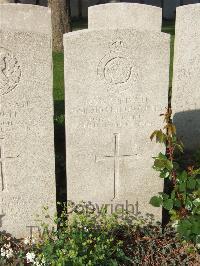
0,2,199,238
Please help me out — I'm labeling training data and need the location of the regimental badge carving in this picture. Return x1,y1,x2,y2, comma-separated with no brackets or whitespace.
101,56,132,85
0,47,21,96
97,40,136,90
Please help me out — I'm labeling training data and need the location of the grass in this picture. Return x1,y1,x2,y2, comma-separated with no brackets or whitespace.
53,52,65,101
162,20,175,35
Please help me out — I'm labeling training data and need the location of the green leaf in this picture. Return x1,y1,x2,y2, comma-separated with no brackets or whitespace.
187,179,196,190
160,169,169,178
165,160,173,171
185,198,193,210
173,162,180,170
193,198,200,207
154,159,166,169
178,171,188,181
149,196,162,207
192,168,200,176
150,130,166,143
179,182,186,192
169,209,179,220
150,130,159,141
174,198,182,208
163,199,173,210
158,153,168,160
162,193,169,200
171,190,176,200
175,144,184,153
191,222,200,235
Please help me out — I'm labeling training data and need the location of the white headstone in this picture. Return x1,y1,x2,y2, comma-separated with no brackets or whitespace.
172,4,200,150
0,4,56,237
64,27,170,220
88,3,162,31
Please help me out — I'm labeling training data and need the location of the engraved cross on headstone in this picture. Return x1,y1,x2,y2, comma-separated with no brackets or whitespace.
0,138,19,191
95,133,134,199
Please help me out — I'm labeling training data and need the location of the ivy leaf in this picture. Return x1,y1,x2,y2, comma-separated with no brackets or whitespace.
150,196,162,207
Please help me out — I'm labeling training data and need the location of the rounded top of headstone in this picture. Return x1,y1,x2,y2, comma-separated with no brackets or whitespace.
0,4,51,34
177,3,200,10
175,4,200,35
176,3,200,16
88,3,162,32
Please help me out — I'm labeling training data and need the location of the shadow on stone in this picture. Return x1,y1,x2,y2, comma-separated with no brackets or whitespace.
173,109,200,151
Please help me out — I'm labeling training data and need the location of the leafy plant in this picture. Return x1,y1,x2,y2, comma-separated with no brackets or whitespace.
150,108,200,245
0,206,199,265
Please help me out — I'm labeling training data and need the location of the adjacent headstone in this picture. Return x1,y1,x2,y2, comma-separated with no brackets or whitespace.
0,4,56,237
172,4,200,150
88,3,162,31
64,25,170,219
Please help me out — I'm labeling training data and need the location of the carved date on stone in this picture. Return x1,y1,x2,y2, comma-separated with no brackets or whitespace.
0,47,21,96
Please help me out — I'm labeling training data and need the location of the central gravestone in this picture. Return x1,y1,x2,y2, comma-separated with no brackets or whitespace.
64,4,170,219
0,4,56,237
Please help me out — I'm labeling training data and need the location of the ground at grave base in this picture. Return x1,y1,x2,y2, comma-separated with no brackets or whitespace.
0,210,200,265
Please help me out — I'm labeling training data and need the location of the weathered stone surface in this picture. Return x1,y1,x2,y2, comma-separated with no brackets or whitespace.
172,4,200,150
88,3,162,31
0,4,56,237
64,29,170,220
0,0,14,3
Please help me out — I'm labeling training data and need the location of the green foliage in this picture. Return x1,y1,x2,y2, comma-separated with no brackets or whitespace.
0,209,199,265
37,209,131,266
150,108,200,245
